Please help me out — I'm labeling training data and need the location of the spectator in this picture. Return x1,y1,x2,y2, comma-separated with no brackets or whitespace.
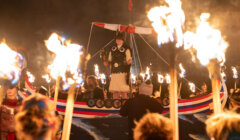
120,87,163,140
15,94,61,140
206,112,240,140
138,80,153,96
134,113,173,140
80,75,104,101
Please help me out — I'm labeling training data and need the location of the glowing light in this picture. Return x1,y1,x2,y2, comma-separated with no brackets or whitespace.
165,74,171,84
100,73,106,85
232,67,238,79
184,13,228,65
94,64,100,79
45,33,83,89
179,63,185,78
145,67,150,80
158,74,164,83
189,82,195,92
221,71,226,82
0,42,23,84
147,0,185,47
26,71,35,83
131,74,136,84
42,74,51,83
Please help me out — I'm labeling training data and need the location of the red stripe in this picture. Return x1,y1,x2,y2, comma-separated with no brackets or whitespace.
93,22,105,28
178,92,223,103
25,75,36,90
120,25,135,33
57,108,119,116
50,98,87,105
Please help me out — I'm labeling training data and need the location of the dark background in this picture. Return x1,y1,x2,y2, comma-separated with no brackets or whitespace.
0,0,239,92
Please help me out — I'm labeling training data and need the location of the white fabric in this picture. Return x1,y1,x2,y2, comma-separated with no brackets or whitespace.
139,82,153,96
109,73,130,92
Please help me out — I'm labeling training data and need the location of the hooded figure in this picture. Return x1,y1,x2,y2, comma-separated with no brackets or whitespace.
108,32,132,99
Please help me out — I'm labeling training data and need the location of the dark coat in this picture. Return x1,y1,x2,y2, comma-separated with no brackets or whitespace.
79,87,104,102
120,94,163,139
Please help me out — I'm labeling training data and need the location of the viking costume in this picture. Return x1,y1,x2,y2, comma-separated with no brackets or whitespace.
0,96,21,140
108,33,131,99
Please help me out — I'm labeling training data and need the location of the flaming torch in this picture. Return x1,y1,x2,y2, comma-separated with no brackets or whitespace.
178,63,185,98
26,71,35,83
42,74,51,97
45,33,83,140
184,13,228,114
158,74,164,97
189,82,196,93
232,67,238,89
148,0,185,138
94,64,100,79
0,41,23,104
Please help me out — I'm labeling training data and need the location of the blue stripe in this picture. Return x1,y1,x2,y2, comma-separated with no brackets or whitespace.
57,105,120,113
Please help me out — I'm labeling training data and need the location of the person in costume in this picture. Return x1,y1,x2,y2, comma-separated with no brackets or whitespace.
0,81,22,140
108,32,132,99
15,94,61,140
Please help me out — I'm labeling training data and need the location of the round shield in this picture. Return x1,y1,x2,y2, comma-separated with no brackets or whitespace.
162,97,169,106
87,99,96,107
112,99,121,109
104,99,112,108
96,99,104,108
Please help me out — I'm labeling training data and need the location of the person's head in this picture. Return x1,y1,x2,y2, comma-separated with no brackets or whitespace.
87,75,98,88
206,112,240,140
15,94,60,140
6,85,18,99
115,32,124,46
201,83,207,93
134,113,173,140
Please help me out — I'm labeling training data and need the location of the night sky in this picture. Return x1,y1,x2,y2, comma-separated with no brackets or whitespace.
0,0,239,91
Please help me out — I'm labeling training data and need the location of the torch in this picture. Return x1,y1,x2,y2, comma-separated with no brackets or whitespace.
184,13,228,114
178,63,185,99
45,33,83,140
188,82,196,93
148,0,185,139
158,74,164,97
0,42,23,104
94,64,100,79
42,74,51,97
232,67,238,89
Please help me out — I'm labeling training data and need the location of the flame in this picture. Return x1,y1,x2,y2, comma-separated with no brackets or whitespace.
45,33,83,89
140,73,145,80
145,67,150,80
100,73,106,85
42,74,51,83
179,63,185,78
147,0,185,47
0,42,23,84
232,67,238,79
184,13,228,65
26,71,35,83
221,71,226,82
165,74,171,84
131,74,136,84
189,82,195,92
158,74,164,83
94,64,100,79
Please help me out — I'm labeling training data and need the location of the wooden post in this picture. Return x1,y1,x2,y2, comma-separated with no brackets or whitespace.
54,76,60,110
159,84,162,98
234,79,237,90
48,85,51,98
0,85,5,105
169,43,179,140
207,60,222,114
61,83,77,140
178,81,182,99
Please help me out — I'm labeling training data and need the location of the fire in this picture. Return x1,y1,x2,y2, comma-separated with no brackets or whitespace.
100,73,106,85
45,33,83,89
145,67,150,80
179,63,185,78
184,13,228,65
94,64,100,79
26,71,35,83
232,67,238,79
165,74,171,84
188,82,195,92
147,0,185,47
42,74,51,83
0,42,23,84
158,74,164,83
131,74,136,84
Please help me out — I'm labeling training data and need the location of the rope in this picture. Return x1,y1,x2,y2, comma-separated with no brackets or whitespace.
86,23,94,54
132,34,143,72
90,39,115,60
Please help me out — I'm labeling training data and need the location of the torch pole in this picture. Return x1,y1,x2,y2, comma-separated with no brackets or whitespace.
208,60,222,114
169,43,179,140
178,81,182,99
62,83,77,140
234,79,237,90
0,85,5,105
48,85,51,98
54,75,60,110
159,84,162,98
